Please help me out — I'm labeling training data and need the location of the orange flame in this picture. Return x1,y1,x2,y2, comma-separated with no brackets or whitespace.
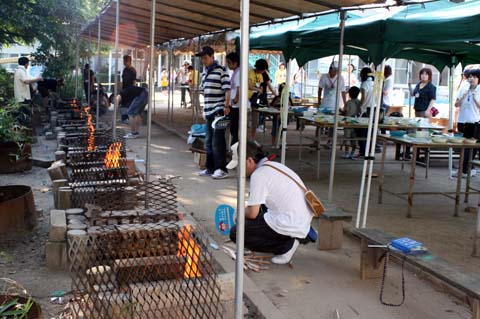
104,142,121,169
85,106,96,151
177,225,202,278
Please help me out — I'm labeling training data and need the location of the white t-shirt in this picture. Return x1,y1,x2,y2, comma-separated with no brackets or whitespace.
318,73,345,111
383,76,394,106
457,86,480,123
14,66,31,102
247,161,312,238
360,78,375,113
230,68,240,109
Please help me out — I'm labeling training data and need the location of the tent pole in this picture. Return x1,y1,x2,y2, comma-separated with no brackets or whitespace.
280,59,293,164
96,18,101,130
448,65,455,178
75,26,80,100
88,28,92,108
327,10,346,203
146,0,156,183
170,44,174,123
108,50,112,92
112,0,120,139
361,60,386,228
407,60,412,119
167,42,171,124
235,0,250,317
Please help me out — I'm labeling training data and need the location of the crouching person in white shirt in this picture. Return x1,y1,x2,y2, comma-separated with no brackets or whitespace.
229,142,314,264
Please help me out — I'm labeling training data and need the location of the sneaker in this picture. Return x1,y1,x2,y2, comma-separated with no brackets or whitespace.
472,169,477,177
341,152,350,159
256,125,265,132
271,240,299,265
351,154,363,160
452,170,459,178
198,169,213,176
124,132,138,139
212,169,228,179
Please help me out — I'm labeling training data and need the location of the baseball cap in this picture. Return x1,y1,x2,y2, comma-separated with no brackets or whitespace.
195,46,214,57
183,60,191,65
226,142,239,170
330,61,339,69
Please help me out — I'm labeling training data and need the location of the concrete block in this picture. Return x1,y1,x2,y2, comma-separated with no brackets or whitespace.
217,272,235,301
45,240,68,270
66,208,84,216
50,210,67,241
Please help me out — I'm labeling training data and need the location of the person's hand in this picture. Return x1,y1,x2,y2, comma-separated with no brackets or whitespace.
37,77,43,82
224,106,230,116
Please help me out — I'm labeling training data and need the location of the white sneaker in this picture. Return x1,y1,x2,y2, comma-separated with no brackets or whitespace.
452,170,459,177
271,239,299,265
124,132,138,139
256,125,265,132
341,152,350,159
211,169,228,179
198,169,213,176
471,169,477,177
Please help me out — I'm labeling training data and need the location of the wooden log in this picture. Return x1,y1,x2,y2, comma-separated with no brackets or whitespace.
58,186,72,210
52,179,68,209
48,163,68,181
317,219,344,250
360,238,385,280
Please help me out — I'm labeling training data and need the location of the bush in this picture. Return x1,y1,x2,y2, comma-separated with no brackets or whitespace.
0,68,14,103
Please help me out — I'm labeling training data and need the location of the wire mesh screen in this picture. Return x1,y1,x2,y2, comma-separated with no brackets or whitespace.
62,130,126,149
71,179,177,213
68,222,223,318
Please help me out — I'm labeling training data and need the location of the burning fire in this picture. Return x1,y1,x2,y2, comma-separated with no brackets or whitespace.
177,224,202,278
85,106,96,151
104,142,121,169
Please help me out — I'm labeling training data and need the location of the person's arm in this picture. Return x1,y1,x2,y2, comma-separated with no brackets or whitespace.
19,70,41,84
267,80,277,96
425,85,437,117
341,91,347,105
233,85,240,105
455,89,467,108
245,204,261,220
473,89,480,109
359,87,366,108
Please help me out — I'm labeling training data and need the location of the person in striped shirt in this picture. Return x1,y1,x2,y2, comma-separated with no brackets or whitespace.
196,46,231,179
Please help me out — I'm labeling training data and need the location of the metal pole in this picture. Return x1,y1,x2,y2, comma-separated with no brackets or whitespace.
146,0,156,183
280,60,292,164
235,0,250,317
327,11,346,203
407,60,412,118
167,42,171,124
88,28,92,107
108,50,112,92
361,61,386,228
96,18,101,130
448,66,455,178
75,26,80,100
112,0,120,138
170,45,174,123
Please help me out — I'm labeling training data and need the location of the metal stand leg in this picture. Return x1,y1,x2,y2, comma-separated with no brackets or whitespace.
316,133,321,180
299,124,303,170
407,147,418,218
465,148,474,203
378,140,387,204
455,149,465,217
425,148,430,179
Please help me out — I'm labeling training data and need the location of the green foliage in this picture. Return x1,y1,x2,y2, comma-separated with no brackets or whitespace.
0,297,35,318
0,102,32,144
0,68,14,103
1,0,109,79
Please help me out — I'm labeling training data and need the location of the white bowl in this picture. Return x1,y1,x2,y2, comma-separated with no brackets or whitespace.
464,138,477,145
416,131,430,138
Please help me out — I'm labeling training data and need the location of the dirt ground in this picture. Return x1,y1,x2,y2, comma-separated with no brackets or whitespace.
0,165,70,318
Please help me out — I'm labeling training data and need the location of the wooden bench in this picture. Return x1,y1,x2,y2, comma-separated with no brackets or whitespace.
353,228,480,319
317,208,352,250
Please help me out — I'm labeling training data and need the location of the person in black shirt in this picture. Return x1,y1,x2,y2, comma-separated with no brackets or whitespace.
111,86,148,139
122,55,137,89
411,67,436,118
121,55,137,122
83,64,95,104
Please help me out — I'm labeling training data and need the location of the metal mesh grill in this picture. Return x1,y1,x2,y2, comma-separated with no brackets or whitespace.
62,130,126,149
68,222,223,318
71,179,177,213
70,166,128,184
